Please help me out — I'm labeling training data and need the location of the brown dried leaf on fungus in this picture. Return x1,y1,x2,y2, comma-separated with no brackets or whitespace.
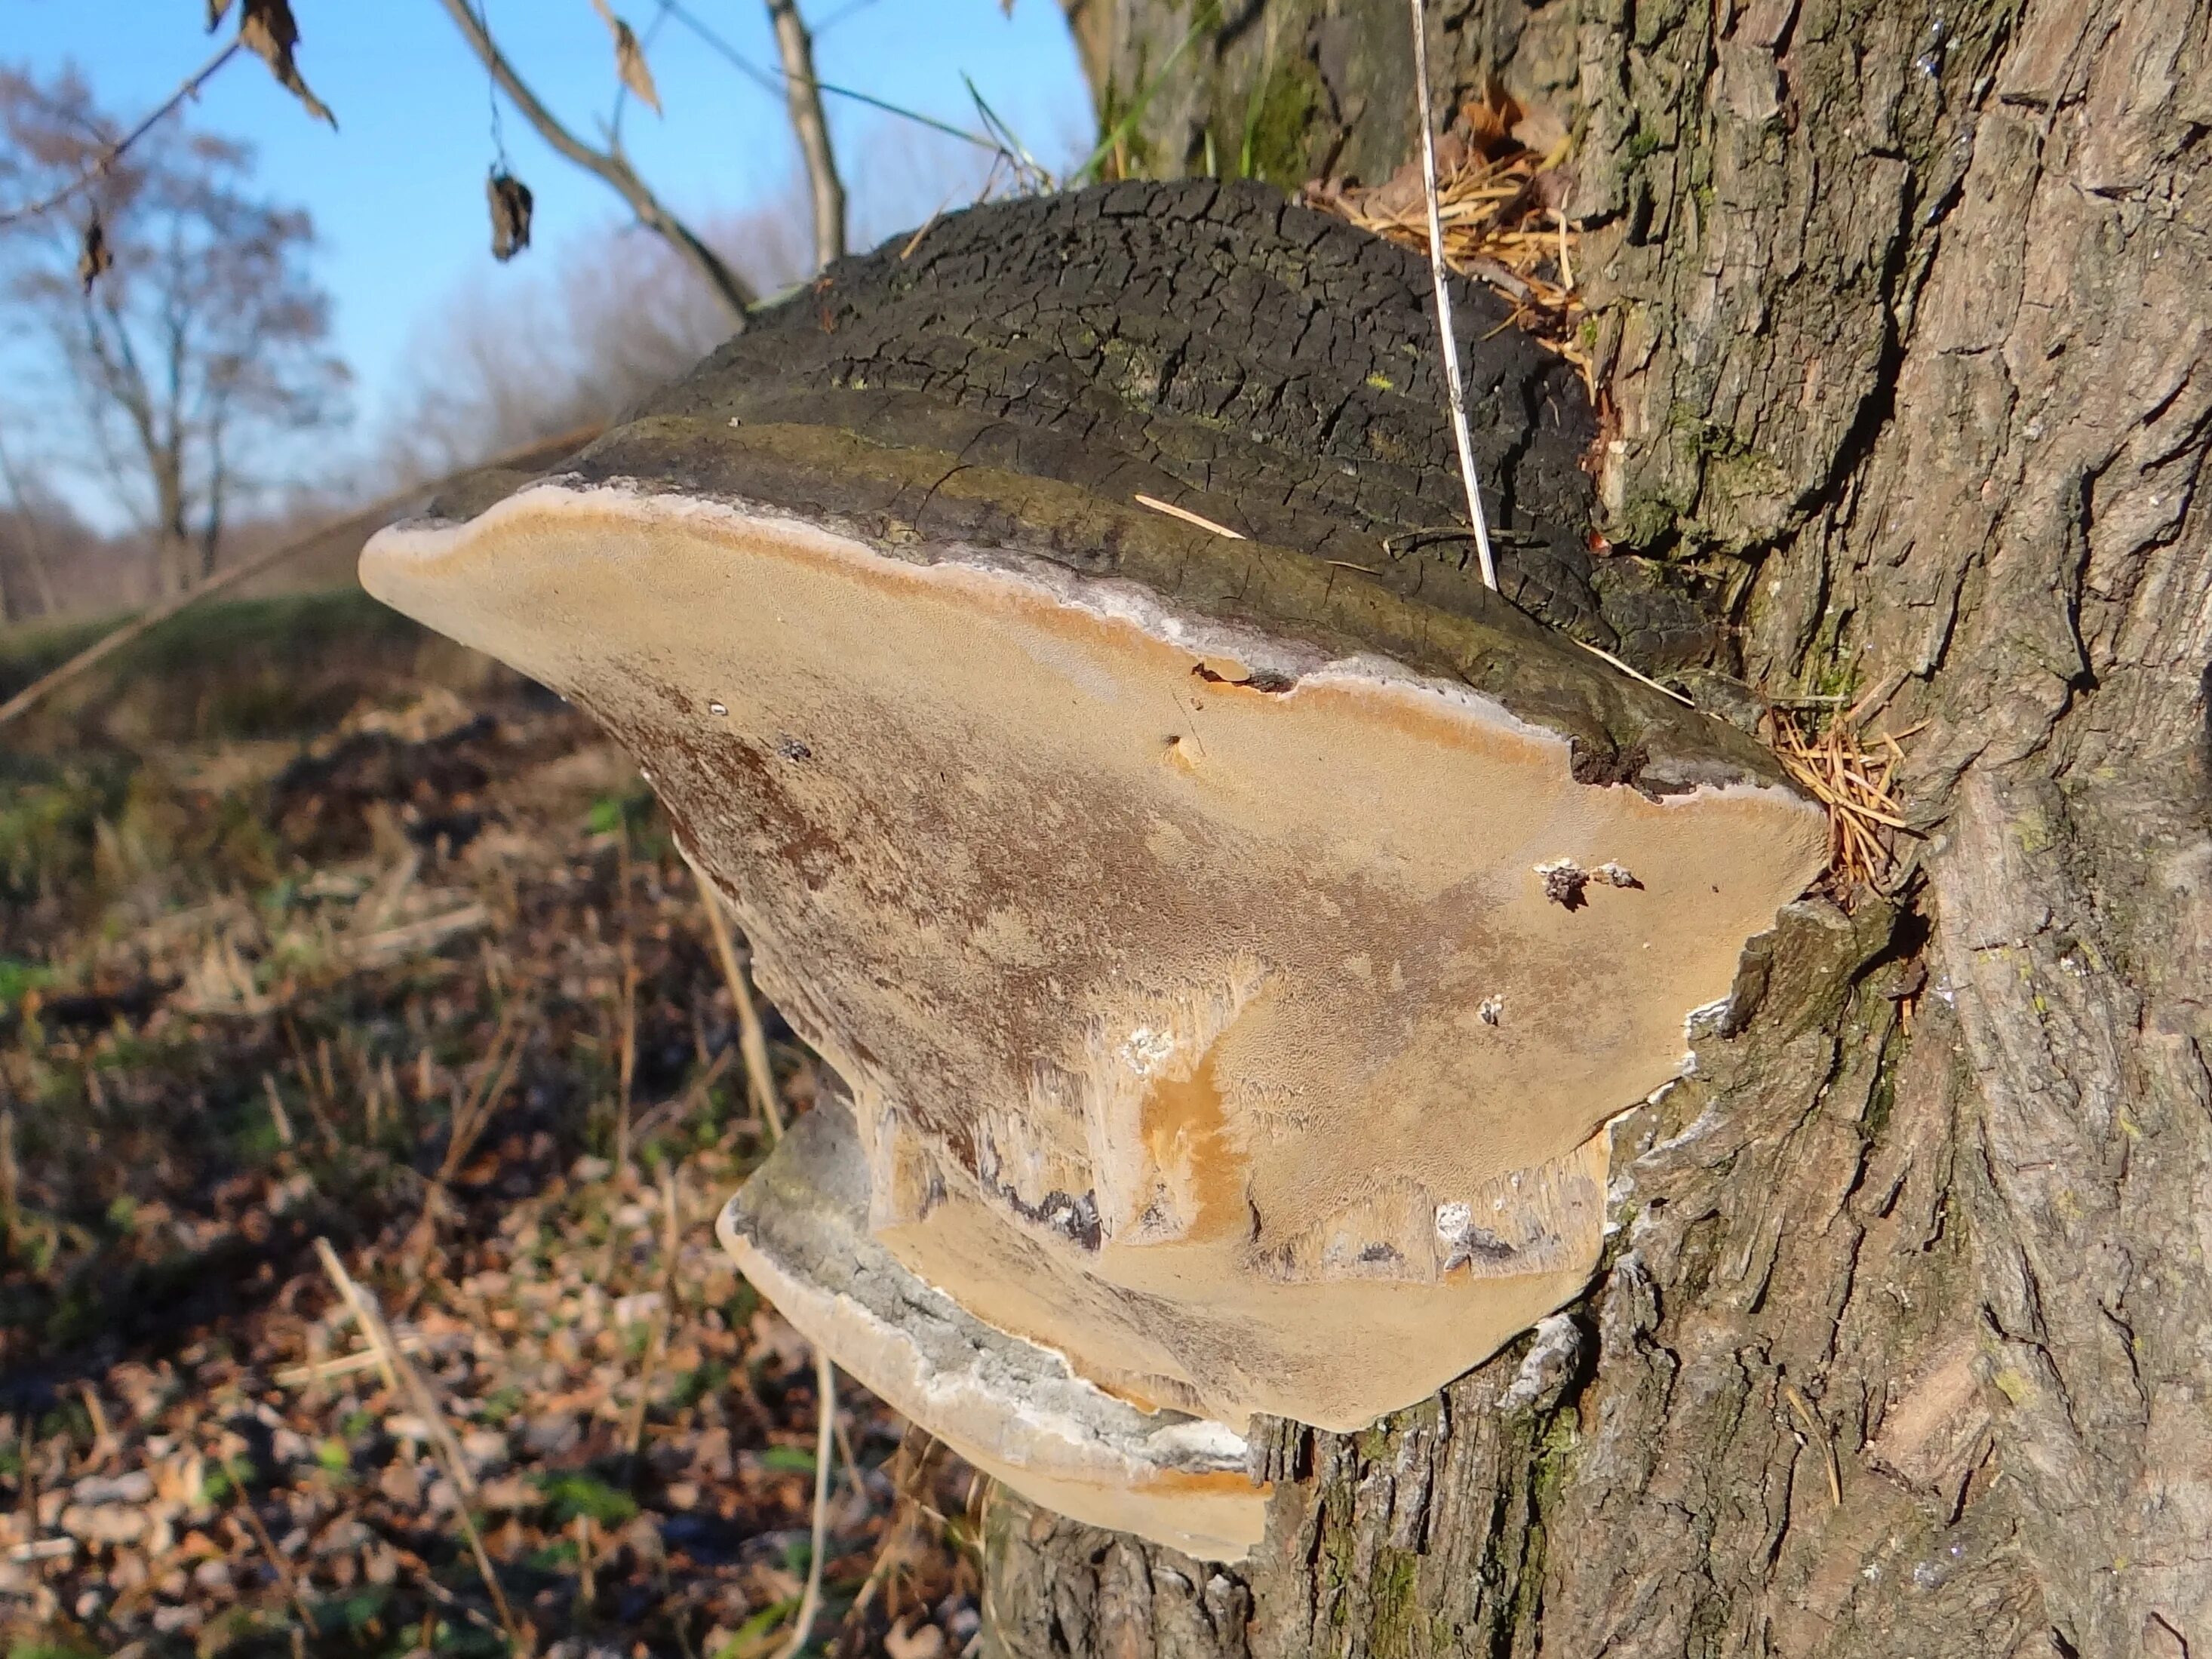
236,0,335,128
591,0,663,115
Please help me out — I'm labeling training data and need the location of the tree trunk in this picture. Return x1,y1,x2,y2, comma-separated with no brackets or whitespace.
985,3,2212,1655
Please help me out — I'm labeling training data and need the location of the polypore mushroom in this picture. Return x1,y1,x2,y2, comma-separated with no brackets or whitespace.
718,1087,1270,1560
358,182,1827,1556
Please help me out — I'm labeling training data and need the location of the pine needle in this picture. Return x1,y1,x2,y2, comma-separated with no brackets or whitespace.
1765,703,1922,890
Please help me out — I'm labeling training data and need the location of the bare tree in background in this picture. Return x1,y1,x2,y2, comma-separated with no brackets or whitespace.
0,68,348,596
0,423,61,622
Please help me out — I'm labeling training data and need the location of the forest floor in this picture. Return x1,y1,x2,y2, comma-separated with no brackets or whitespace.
0,596,979,1659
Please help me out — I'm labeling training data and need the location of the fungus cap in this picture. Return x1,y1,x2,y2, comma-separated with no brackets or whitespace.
361,475,1826,1439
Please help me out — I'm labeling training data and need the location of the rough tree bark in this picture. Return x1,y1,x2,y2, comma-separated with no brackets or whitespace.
980,3,2212,1656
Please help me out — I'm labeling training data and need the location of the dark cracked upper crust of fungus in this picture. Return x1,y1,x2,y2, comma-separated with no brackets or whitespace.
431,180,1783,795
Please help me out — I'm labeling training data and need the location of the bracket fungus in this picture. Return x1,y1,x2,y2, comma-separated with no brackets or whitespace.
360,182,1826,1560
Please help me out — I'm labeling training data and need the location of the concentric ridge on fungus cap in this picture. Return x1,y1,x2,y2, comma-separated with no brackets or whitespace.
358,180,1827,1556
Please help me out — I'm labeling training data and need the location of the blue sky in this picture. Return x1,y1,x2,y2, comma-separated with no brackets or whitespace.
7,0,1090,441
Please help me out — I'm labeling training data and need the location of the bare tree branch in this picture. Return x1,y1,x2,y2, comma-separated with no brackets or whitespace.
661,1,996,153
764,0,846,273
0,41,239,228
433,0,757,323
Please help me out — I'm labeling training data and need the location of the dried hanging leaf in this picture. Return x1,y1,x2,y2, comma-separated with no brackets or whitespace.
237,0,336,128
487,171,534,262
78,215,112,293
591,0,662,115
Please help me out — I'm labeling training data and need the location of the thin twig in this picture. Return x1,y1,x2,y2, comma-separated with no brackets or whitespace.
625,1044,734,1146
659,1,994,150
312,1239,525,1650
0,41,241,227
1406,0,1499,593
772,1347,837,1659
687,852,784,1141
392,1544,506,1637
623,1166,681,1462
765,0,846,274
220,1456,319,1633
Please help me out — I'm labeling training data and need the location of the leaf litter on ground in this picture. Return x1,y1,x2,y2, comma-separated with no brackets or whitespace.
0,662,983,1657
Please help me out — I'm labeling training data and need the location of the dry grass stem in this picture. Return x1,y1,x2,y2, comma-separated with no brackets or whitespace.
312,1237,525,1650
407,1009,524,1267
1571,635,1695,707
272,1331,431,1387
613,931,641,1171
771,1346,838,1659
1764,700,1923,892
260,1073,295,1148
575,1512,597,1607
1133,494,1246,539
1307,84,1585,381
688,851,785,1141
0,1108,16,1257
623,1168,682,1462
1782,1382,1844,1507
1405,0,1499,593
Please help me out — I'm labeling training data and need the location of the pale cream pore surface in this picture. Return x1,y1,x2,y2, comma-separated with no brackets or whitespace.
363,485,1826,1428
